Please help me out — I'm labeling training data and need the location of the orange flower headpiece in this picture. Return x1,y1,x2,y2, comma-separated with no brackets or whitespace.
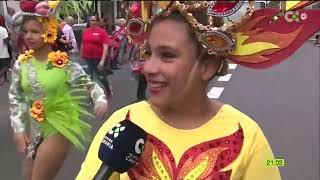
125,1,320,69
38,16,59,44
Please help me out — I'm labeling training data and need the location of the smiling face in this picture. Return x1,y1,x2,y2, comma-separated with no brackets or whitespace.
143,19,204,108
22,18,46,51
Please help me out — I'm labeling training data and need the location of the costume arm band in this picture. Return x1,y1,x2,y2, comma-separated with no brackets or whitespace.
8,61,27,133
67,62,107,105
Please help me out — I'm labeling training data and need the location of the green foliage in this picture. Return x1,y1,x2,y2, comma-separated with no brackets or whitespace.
56,1,94,22
267,1,281,8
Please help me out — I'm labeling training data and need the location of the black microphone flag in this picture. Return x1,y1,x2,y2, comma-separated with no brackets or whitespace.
94,118,147,180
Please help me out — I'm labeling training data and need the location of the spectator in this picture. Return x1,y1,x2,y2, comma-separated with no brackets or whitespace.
62,16,78,54
0,15,11,85
112,18,128,66
99,17,117,74
6,7,22,61
81,15,113,99
52,23,72,52
11,8,25,60
101,17,120,71
130,50,147,102
100,16,113,35
5,7,15,35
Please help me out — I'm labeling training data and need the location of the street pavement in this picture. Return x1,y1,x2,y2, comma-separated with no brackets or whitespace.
0,41,318,179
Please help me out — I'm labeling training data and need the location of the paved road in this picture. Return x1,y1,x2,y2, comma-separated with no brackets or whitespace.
0,42,318,179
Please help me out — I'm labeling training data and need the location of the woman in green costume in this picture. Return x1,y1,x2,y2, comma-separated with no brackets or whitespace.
9,1,108,180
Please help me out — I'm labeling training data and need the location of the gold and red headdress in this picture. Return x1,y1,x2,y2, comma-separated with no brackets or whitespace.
125,1,320,69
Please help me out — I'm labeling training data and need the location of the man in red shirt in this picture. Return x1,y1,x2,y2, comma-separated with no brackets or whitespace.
81,15,113,98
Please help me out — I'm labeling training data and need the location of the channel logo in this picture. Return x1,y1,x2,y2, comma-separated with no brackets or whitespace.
108,123,126,138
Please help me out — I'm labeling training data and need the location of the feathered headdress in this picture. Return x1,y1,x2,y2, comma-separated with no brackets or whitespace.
124,1,320,69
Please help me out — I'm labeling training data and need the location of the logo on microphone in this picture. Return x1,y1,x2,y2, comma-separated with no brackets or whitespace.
108,123,126,138
135,138,145,154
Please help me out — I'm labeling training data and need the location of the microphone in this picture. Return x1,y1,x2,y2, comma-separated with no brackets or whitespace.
93,119,147,180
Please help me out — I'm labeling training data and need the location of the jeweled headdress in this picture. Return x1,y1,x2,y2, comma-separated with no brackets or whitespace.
125,1,320,69
12,0,61,44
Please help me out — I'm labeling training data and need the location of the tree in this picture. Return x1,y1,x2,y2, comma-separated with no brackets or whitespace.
56,1,94,23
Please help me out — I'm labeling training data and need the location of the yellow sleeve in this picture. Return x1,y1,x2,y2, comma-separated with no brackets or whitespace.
76,109,129,180
242,127,282,180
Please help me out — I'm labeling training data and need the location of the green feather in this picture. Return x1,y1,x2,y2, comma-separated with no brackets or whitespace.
40,74,93,151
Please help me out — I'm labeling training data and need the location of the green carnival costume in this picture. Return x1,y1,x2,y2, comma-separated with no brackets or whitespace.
9,1,107,159
9,54,106,158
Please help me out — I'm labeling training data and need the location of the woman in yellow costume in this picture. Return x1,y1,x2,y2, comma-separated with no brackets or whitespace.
77,1,320,179
9,1,108,179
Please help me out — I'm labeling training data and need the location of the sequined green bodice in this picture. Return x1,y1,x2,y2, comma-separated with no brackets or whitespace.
20,57,68,98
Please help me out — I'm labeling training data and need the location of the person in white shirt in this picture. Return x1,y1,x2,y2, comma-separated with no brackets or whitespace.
62,16,78,54
0,16,11,85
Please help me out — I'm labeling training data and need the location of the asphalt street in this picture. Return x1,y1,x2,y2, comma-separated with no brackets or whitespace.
0,41,318,180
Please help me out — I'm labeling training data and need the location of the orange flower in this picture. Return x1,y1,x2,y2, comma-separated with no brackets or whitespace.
48,50,69,68
30,100,45,122
42,31,57,44
36,113,44,122
32,100,43,113
41,17,59,44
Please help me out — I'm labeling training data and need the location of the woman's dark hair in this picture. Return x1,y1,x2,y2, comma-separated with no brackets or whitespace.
101,16,114,34
86,14,100,28
150,10,228,76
